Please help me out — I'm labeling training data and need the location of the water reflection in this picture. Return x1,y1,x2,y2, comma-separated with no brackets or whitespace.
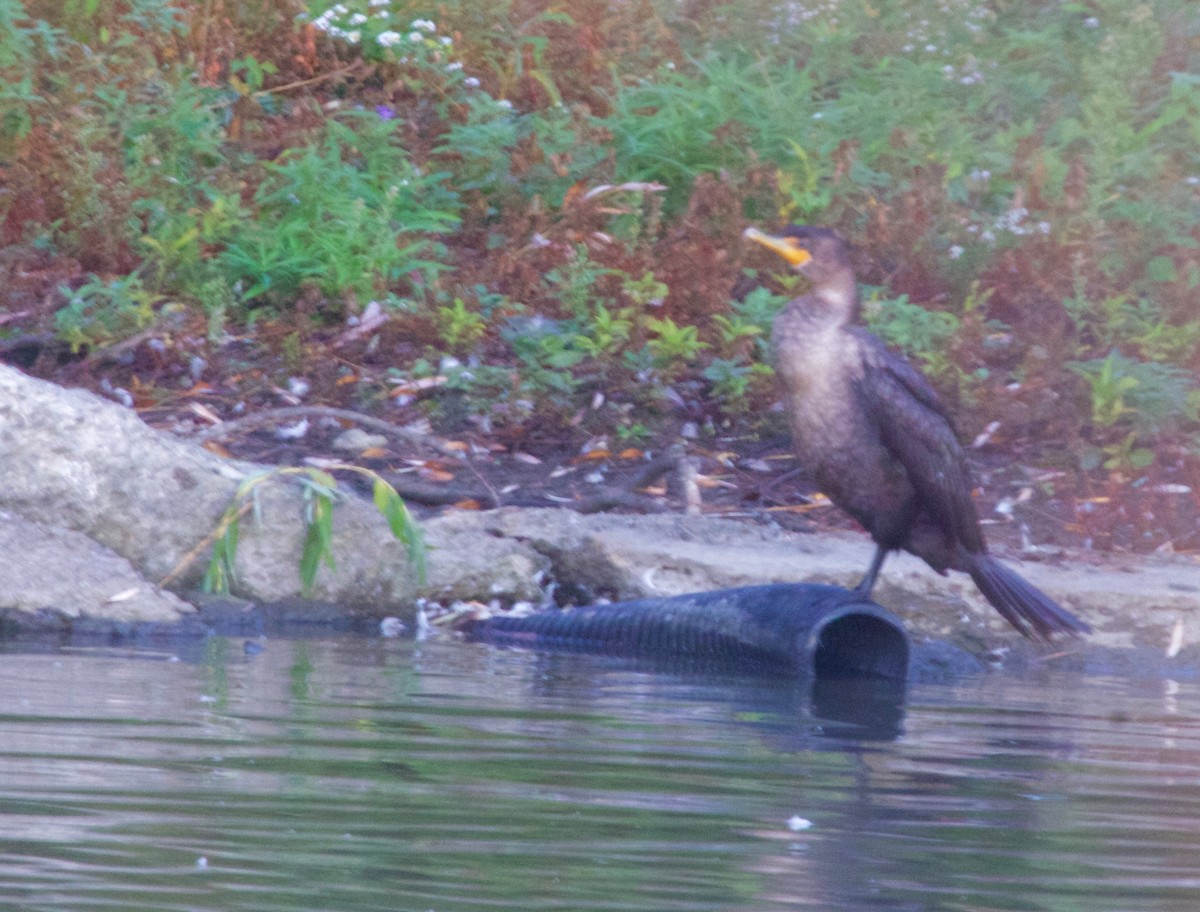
0,635,1196,911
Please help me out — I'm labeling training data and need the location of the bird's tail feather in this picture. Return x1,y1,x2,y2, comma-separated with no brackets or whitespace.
968,555,1091,641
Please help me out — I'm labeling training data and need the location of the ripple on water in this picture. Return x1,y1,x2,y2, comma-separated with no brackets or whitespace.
0,638,1197,911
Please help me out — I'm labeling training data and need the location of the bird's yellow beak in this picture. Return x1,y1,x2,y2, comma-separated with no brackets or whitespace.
743,227,812,267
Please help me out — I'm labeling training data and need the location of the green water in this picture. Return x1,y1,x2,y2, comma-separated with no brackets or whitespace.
0,635,1197,911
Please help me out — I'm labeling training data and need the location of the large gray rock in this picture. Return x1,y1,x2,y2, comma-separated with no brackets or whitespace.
0,511,192,623
0,366,249,583
0,365,544,619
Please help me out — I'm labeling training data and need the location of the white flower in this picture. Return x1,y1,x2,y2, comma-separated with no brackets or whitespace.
411,18,436,31
464,76,481,88
1037,221,1051,234
332,3,348,14
1084,16,1099,27
377,30,403,46
348,12,367,25
369,0,389,6
409,31,424,42
345,29,360,43
440,35,453,45
994,207,1027,233
949,245,964,260
497,99,514,110
446,61,463,71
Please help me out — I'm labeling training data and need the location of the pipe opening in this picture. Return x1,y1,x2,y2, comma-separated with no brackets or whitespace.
812,612,909,681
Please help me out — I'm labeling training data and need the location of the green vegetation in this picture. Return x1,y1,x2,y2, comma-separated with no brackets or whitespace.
198,465,425,597
1,0,1198,540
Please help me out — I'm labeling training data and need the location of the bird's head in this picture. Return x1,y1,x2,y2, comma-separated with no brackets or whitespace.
742,224,853,288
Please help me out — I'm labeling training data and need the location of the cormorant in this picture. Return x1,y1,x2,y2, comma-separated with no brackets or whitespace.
743,224,1090,641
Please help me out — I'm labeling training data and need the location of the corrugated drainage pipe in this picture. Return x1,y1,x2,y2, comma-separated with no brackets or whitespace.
471,582,908,681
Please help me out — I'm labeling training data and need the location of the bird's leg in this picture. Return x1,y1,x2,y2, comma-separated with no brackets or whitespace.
854,545,889,595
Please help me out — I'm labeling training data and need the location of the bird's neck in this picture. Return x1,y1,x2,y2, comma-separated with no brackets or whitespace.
803,272,860,326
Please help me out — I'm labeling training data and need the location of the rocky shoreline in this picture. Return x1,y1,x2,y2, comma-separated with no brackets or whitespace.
1,364,1198,670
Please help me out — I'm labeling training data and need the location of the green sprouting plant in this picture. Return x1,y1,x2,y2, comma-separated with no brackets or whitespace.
864,291,961,380
544,246,618,319
41,63,230,276
467,284,512,318
439,90,605,210
197,465,425,598
645,316,709,369
621,271,668,308
605,53,819,213
0,0,48,158
517,104,609,204
140,191,244,321
228,54,277,94
55,272,161,352
54,0,182,41
0,0,54,71
515,327,585,371
219,220,323,305
703,357,774,408
1064,293,1200,363
1067,350,1197,436
728,285,789,344
500,317,583,399
434,297,487,354
438,92,521,202
777,140,833,223
1068,351,1140,429
222,113,459,310
615,421,651,442
0,71,37,156
711,314,762,350
573,303,634,359
959,281,995,315
430,322,589,428
1098,432,1155,473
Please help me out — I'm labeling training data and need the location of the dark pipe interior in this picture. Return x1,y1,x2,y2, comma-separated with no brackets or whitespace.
812,612,909,680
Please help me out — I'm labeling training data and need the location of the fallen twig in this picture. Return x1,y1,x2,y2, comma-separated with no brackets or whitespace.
193,405,449,454
159,498,255,589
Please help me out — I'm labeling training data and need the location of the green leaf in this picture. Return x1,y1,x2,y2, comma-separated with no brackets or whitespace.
1129,448,1155,468
299,494,336,596
1146,256,1177,283
373,478,427,583
299,523,322,596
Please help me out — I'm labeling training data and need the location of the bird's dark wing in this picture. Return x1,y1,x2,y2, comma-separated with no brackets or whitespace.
850,329,985,553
